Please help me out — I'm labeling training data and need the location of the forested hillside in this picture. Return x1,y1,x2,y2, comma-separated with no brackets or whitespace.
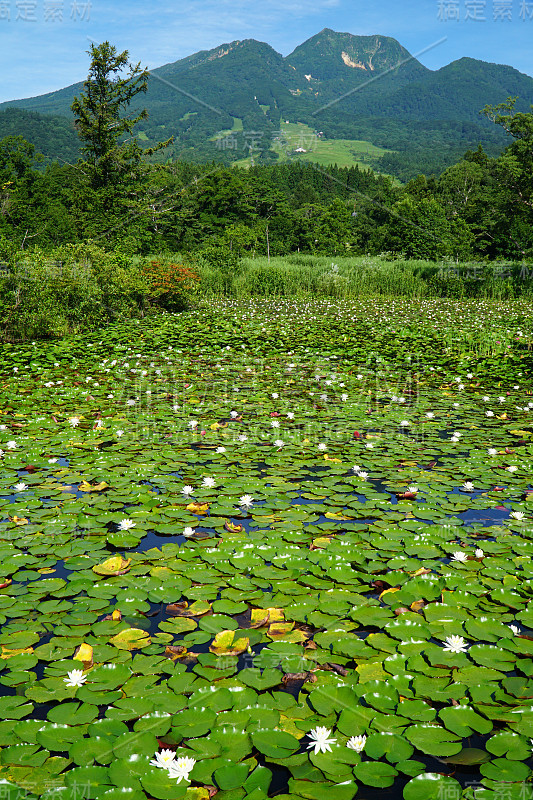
2,29,531,179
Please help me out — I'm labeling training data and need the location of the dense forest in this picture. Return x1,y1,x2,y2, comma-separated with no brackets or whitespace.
0,125,531,262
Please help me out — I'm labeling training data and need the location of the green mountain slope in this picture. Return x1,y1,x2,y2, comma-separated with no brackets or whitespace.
0,107,80,165
1,29,531,178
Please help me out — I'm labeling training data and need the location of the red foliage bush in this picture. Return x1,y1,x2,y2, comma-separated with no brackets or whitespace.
142,260,200,310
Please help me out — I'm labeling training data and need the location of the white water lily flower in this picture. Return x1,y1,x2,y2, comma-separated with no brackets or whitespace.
408,486,418,493
287,412,295,419
317,443,327,451
202,477,216,488
216,446,226,454
48,457,58,463
6,440,17,449
346,735,366,753
118,519,136,531
399,420,410,427
358,471,369,480
488,448,497,455
486,411,494,417
188,420,198,429
115,429,124,437
271,420,280,428
150,749,176,769
63,669,87,687
183,527,195,537
510,511,526,520
341,394,348,401
425,412,435,418
238,434,248,442
230,411,239,418
462,481,474,492
69,416,81,427
168,756,196,783
126,399,135,406
475,549,484,558
451,551,468,563
271,393,279,399
181,485,194,497
507,465,518,472
307,726,337,755
14,483,28,492
442,635,469,654
365,443,374,449
274,439,285,448
239,494,254,510
352,465,361,473
509,624,521,636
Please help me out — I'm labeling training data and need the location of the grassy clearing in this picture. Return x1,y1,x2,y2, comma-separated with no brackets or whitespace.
233,121,391,171
211,117,244,141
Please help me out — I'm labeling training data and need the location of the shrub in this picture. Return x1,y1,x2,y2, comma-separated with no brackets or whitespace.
142,260,200,311
0,243,149,341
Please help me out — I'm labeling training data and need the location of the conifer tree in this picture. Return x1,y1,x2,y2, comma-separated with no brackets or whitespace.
71,41,172,191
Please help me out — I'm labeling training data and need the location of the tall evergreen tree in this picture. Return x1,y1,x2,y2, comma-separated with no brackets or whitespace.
71,41,172,192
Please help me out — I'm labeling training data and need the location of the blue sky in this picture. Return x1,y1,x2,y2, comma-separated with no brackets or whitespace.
0,0,532,103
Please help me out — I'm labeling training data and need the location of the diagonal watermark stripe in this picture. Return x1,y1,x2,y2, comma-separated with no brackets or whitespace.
147,70,223,116
313,37,447,116
290,155,454,251
85,36,223,116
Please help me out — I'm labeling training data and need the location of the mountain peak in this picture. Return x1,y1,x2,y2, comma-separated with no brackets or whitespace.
286,28,429,81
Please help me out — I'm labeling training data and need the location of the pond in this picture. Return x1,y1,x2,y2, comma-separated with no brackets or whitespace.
0,298,532,800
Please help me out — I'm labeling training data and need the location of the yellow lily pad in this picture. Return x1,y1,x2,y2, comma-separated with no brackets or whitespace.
210,629,249,656
311,537,331,549
73,643,94,668
78,480,109,492
1,646,33,659
268,622,307,643
251,608,284,627
110,628,152,650
186,502,209,514
92,556,131,576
